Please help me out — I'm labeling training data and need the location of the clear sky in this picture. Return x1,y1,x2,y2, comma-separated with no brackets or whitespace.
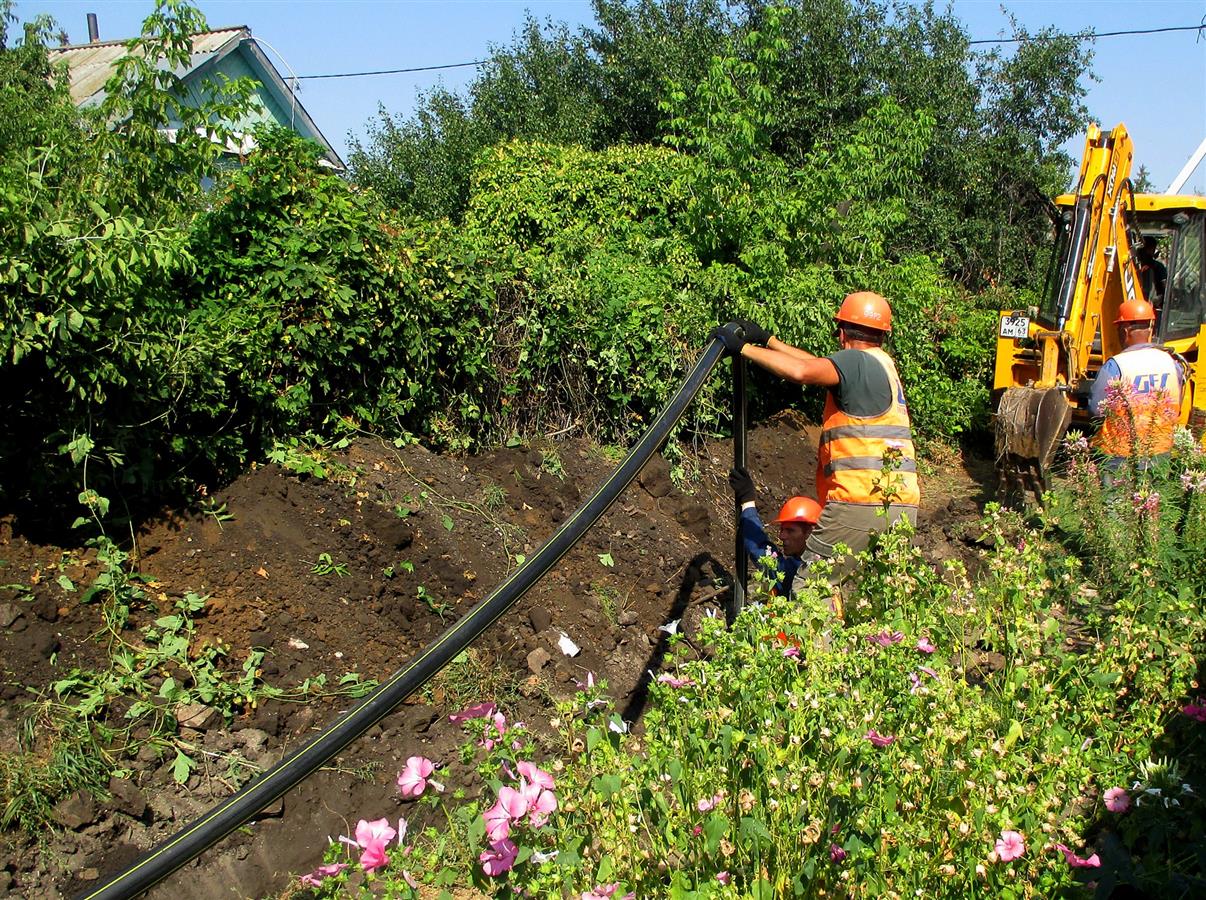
17,0,1206,192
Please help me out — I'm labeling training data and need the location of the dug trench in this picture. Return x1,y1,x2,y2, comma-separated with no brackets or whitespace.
0,414,993,898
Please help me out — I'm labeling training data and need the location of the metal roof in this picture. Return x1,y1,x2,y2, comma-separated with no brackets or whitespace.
48,27,247,107
45,26,344,169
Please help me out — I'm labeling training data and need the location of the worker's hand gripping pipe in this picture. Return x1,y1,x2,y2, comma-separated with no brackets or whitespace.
79,338,729,900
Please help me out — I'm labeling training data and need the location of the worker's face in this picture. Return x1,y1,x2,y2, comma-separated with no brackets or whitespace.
778,522,812,557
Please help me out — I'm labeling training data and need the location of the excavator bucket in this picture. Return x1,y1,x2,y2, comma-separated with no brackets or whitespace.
994,386,1074,505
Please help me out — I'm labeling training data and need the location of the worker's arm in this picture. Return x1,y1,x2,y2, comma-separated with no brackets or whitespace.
741,342,840,387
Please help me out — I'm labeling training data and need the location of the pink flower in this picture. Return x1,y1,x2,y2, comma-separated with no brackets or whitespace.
864,729,895,748
480,838,519,876
1183,703,1206,722
483,799,512,842
575,671,596,690
657,672,694,688
353,817,396,872
716,870,731,885
517,760,556,791
499,784,529,819
995,830,1025,862
481,711,509,750
402,871,419,889
1054,843,1101,868
580,884,634,900
830,843,847,863
866,630,905,648
1104,787,1131,813
519,774,558,827
696,792,723,812
397,755,441,798
449,701,497,723
916,636,936,654
299,862,348,887
782,646,801,659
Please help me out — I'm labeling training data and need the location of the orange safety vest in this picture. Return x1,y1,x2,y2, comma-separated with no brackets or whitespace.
817,348,920,507
1093,346,1182,457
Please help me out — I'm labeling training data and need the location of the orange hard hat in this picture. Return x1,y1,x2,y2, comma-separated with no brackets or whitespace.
774,496,822,526
835,291,892,333
1115,299,1156,325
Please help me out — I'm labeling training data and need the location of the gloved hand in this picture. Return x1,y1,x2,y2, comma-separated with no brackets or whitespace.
728,466,756,505
711,322,747,356
735,319,771,347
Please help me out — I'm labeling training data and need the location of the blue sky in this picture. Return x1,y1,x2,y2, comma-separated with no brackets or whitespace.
18,0,1206,191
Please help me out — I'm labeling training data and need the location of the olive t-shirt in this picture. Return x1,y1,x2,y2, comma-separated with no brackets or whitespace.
826,349,894,418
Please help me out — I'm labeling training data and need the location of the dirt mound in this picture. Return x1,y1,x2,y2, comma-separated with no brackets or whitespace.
0,418,991,898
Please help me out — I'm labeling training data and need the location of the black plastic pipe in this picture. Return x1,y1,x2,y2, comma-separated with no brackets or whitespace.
729,355,748,623
79,338,727,900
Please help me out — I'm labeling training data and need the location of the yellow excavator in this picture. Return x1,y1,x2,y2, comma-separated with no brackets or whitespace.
993,123,1206,500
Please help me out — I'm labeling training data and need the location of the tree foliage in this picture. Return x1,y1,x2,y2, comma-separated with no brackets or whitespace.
350,0,1093,291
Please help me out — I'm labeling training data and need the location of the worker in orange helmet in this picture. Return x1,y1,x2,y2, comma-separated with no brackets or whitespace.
1088,298,1184,468
713,292,919,590
729,465,821,596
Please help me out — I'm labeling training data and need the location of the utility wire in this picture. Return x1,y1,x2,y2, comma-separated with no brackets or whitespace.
968,22,1204,45
297,59,484,80
294,22,1205,80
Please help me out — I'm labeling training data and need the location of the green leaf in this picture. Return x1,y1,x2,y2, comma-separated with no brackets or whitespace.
171,750,195,784
1003,719,1024,752
442,514,454,532
57,575,75,592
598,552,615,568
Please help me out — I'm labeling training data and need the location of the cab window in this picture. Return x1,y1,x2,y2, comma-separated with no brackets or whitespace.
1161,215,1204,342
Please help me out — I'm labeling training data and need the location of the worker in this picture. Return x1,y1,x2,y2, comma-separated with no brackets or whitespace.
1135,236,1168,312
712,292,920,589
1088,298,1183,468
728,465,821,596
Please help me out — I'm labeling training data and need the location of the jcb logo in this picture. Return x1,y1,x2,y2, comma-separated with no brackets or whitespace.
1132,373,1169,393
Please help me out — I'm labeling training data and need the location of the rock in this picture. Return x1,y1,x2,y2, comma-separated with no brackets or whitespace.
0,602,19,627
617,609,639,626
53,790,97,830
526,647,552,673
637,457,673,498
528,606,552,633
107,777,148,819
675,503,711,539
174,702,220,731
79,868,99,881
31,594,59,622
234,728,271,754
554,665,573,684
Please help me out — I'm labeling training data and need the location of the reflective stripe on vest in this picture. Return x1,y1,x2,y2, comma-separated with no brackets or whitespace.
817,347,920,507
1094,346,1182,457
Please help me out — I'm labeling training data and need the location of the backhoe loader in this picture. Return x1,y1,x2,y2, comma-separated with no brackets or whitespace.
993,123,1206,501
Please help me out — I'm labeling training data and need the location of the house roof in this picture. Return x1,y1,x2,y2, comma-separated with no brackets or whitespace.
47,27,344,170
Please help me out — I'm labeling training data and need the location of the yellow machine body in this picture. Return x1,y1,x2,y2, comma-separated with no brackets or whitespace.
993,123,1206,498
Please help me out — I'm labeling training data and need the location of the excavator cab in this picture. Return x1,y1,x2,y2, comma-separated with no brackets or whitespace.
992,123,1206,503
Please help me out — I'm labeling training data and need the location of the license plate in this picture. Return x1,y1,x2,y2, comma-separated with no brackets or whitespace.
999,315,1029,339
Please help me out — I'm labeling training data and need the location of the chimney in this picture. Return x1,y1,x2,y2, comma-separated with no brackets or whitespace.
87,13,99,43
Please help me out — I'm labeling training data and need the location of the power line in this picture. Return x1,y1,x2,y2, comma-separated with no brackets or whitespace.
968,22,1204,45
294,22,1205,80
297,59,485,80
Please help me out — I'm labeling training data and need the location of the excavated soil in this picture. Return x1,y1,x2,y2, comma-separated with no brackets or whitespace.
0,414,992,898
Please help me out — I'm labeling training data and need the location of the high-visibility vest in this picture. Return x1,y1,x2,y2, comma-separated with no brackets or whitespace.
1094,346,1182,457
817,348,920,507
